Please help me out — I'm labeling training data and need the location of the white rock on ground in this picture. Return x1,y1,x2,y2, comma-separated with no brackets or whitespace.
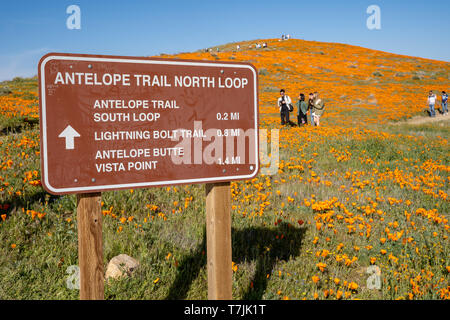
105,254,139,280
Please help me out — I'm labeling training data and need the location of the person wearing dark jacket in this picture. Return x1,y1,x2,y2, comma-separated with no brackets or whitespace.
297,93,308,125
442,91,448,115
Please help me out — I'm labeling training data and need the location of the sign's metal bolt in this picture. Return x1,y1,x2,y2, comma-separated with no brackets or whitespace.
222,169,226,173
220,70,224,74
91,178,96,182
250,165,254,170
88,64,92,69
74,179,78,182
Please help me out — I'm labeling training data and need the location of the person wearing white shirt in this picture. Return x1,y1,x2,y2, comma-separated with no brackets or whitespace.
428,91,437,117
278,89,292,125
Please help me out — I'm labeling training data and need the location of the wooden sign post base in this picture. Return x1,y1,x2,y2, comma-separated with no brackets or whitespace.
205,182,232,300
76,193,104,300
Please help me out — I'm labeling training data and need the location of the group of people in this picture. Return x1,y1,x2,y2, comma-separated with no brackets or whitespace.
277,89,447,127
428,90,448,117
254,42,268,49
278,89,325,127
280,34,291,40
236,42,267,51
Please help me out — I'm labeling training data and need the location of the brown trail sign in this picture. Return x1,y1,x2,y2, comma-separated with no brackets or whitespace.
38,53,258,194
38,53,259,299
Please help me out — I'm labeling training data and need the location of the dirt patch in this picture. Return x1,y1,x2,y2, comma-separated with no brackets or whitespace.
395,113,450,125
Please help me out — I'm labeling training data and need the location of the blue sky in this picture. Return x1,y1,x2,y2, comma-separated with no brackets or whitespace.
1,0,449,81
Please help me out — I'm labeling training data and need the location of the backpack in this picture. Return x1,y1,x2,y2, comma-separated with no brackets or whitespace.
286,95,294,112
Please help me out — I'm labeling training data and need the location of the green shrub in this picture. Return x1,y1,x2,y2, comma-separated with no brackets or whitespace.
258,68,269,76
262,86,279,92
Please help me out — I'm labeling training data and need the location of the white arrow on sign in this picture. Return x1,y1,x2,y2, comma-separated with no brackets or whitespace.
58,125,81,150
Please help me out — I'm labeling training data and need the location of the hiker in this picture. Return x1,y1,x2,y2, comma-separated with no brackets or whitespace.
262,42,267,48
278,89,292,125
312,92,325,126
427,91,437,117
308,93,315,125
297,93,308,125
442,91,448,115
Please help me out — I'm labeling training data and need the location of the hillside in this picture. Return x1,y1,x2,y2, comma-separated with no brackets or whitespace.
169,38,450,126
0,39,449,300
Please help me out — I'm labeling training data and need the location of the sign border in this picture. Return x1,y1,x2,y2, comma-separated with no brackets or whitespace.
38,53,259,194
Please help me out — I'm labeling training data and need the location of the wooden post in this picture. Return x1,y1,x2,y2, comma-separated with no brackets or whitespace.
205,182,232,300
76,192,104,300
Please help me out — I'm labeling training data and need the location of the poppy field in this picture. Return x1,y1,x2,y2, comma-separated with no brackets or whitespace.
0,39,448,300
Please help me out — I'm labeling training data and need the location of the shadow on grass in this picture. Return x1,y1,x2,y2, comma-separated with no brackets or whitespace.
0,118,39,136
166,222,305,300
1,189,58,218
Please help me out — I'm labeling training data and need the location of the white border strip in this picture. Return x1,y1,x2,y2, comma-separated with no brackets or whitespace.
40,55,259,193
